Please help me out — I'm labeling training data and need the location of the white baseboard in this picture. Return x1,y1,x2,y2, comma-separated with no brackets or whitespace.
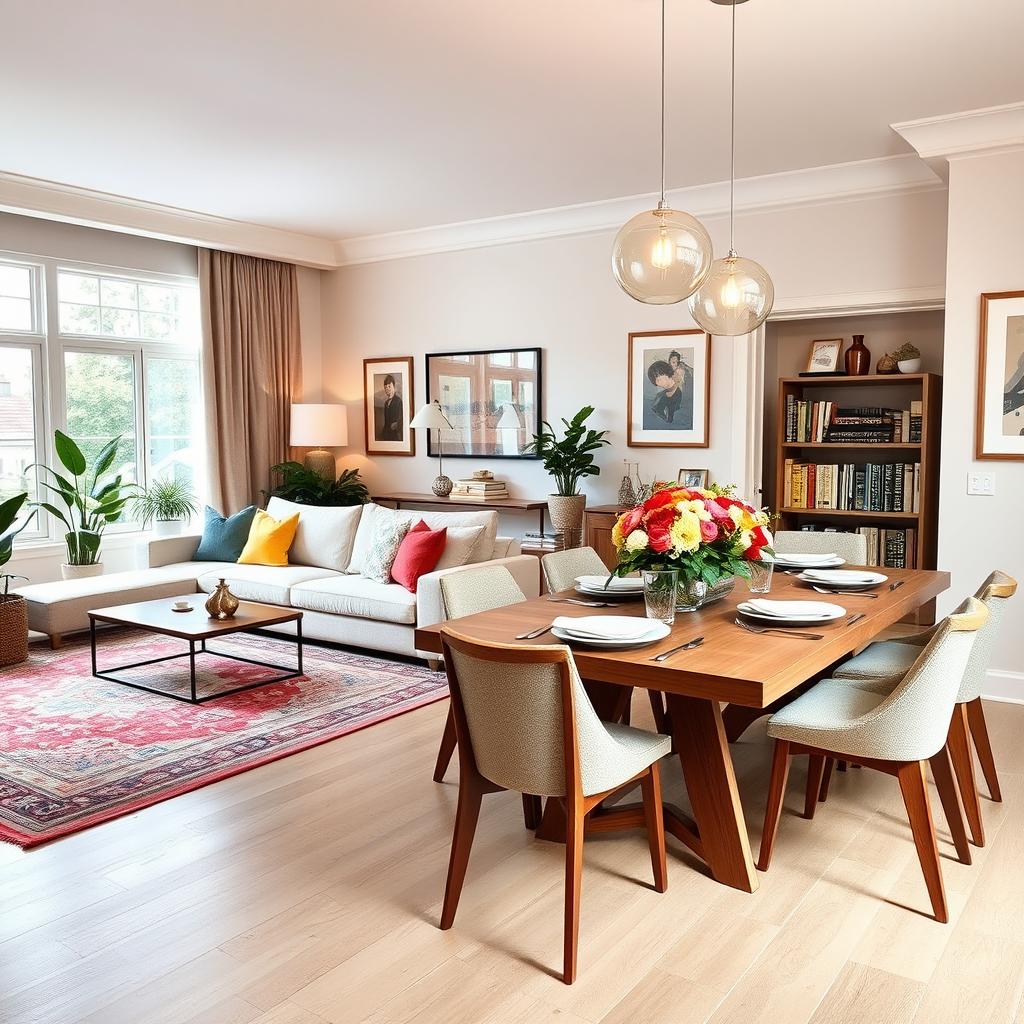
983,669,1024,704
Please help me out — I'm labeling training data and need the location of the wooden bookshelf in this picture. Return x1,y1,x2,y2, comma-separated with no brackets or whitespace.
773,373,942,621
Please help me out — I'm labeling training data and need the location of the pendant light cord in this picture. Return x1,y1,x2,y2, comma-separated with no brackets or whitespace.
728,0,737,256
659,0,666,208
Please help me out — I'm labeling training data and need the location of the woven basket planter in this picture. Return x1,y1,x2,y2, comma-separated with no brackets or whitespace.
0,595,28,667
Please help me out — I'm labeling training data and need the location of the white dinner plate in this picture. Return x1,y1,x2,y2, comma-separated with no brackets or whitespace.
576,584,644,599
551,621,671,648
797,569,887,590
737,600,846,626
552,615,653,640
771,555,847,570
574,575,644,593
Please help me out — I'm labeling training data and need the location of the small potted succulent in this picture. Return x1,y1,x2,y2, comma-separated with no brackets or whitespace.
894,342,922,374
132,475,200,536
0,492,34,666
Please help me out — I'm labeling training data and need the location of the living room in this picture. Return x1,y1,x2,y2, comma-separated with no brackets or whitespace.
2,2,1024,1022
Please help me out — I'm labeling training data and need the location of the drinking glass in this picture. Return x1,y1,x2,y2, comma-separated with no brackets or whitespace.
642,569,678,625
747,559,774,594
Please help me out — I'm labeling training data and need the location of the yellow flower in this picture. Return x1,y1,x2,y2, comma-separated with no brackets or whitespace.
728,505,757,532
678,498,712,522
611,515,627,550
625,530,649,553
670,509,702,554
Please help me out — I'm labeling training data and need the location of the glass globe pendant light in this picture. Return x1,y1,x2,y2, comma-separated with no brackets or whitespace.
688,0,774,335
612,0,713,304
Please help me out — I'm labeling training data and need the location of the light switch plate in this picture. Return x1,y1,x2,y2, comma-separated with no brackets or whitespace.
967,471,996,496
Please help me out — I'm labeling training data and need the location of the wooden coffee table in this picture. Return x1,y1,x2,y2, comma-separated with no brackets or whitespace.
88,597,304,704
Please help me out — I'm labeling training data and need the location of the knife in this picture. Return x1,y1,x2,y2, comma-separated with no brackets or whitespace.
846,613,866,626
650,636,705,661
889,580,906,592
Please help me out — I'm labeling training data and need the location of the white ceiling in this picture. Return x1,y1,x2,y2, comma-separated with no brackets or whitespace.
3,0,1023,241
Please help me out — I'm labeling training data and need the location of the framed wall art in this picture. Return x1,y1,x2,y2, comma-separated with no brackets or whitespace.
627,329,710,448
977,290,1024,460
425,348,541,458
805,338,843,375
363,356,415,456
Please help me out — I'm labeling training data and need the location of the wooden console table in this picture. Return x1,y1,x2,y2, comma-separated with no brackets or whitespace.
372,492,550,535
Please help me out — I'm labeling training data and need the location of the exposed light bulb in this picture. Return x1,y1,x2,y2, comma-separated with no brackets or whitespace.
651,221,674,270
720,265,742,308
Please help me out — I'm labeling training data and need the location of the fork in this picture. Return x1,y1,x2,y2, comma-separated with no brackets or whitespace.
515,623,553,640
734,618,824,640
547,597,621,608
811,586,878,599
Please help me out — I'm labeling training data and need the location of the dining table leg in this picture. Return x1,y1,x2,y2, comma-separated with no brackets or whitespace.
666,693,759,893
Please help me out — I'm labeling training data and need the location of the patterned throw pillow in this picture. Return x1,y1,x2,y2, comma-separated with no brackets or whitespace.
362,513,413,584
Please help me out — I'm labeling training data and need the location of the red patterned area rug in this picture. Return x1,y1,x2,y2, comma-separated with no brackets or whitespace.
0,630,447,848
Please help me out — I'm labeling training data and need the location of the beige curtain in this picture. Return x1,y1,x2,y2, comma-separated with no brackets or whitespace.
200,249,302,512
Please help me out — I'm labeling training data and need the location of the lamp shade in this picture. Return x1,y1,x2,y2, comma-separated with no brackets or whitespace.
290,404,348,447
410,400,453,430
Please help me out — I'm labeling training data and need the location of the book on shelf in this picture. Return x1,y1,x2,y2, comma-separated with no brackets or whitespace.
784,400,920,444
784,460,920,513
449,490,509,502
792,523,916,569
909,400,923,443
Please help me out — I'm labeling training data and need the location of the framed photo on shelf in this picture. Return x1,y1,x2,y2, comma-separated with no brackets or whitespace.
363,356,415,456
627,329,710,448
977,290,1024,460
805,338,843,374
677,468,709,488
425,348,541,458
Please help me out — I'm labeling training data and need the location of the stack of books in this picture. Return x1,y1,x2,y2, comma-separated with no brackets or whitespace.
783,459,921,513
449,478,509,502
523,530,564,550
784,399,921,444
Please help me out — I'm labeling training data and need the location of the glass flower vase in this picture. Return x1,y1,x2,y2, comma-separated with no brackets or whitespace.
676,578,708,613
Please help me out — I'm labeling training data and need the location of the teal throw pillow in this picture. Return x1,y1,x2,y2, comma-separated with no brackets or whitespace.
194,505,258,562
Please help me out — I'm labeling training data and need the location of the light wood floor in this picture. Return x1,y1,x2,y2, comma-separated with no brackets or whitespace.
2,687,1023,1024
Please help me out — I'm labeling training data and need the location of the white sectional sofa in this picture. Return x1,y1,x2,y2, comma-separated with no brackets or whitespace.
18,501,540,663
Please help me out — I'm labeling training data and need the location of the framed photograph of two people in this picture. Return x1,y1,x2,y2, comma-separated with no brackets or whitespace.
627,329,711,448
364,356,415,456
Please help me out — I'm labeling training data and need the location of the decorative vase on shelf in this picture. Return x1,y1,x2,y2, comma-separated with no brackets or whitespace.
898,357,922,373
617,463,637,508
845,335,870,376
205,579,240,620
876,352,899,375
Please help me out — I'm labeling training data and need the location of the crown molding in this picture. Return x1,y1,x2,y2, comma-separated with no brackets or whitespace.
892,101,1024,178
0,172,338,268
769,284,945,320
333,155,943,266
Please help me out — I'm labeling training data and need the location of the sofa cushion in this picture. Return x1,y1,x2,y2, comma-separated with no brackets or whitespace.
391,522,448,592
290,575,417,625
266,497,363,573
195,564,339,606
194,504,257,561
435,525,485,570
238,508,300,566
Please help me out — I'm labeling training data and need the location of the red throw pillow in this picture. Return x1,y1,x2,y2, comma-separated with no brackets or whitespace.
390,520,447,592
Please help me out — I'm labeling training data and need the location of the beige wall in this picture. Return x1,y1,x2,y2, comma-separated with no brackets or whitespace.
937,149,1024,693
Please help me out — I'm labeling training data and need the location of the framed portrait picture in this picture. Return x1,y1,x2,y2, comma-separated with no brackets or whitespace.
627,329,710,448
977,290,1024,460
363,356,415,456
425,348,541,458
805,338,843,374
677,468,709,488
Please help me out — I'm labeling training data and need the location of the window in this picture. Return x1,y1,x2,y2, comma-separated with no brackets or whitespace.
0,250,202,543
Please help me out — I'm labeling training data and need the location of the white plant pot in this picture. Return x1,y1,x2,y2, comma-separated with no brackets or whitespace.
154,519,183,537
61,562,103,580
897,357,922,373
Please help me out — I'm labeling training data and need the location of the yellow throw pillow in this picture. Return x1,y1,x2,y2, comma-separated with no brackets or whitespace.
237,509,300,567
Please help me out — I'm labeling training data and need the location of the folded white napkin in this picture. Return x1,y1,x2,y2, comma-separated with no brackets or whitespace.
552,615,653,640
744,599,839,618
773,552,839,564
801,569,881,583
575,575,643,591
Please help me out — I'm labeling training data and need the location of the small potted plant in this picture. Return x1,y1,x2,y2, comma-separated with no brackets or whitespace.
0,492,34,666
894,342,922,374
30,431,136,579
132,476,199,535
524,406,610,545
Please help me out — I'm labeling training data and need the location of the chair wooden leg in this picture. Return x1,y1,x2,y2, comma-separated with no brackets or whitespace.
440,774,485,929
647,690,668,734
563,799,585,984
896,760,948,924
805,754,826,819
521,794,542,830
928,746,972,865
947,704,985,847
757,740,791,872
966,697,1002,802
640,763,668,893
433,706,458,783
818,757,835,802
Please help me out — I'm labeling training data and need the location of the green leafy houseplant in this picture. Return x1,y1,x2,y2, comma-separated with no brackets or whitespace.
267,462,369,506
131,476,199,528
893,342,920,362
30,431,136,568
0,492,33,597
523,406,611,496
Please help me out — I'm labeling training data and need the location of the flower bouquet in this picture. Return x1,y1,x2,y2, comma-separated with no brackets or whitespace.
611,485,773,610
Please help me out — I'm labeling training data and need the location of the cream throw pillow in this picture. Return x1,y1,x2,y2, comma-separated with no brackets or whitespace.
434,526,486,570
266,497,363,572
362,514,413,584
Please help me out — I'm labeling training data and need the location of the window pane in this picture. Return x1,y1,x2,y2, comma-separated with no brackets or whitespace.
59,302,101,335
0,347,38,528
140,311,176,341
0,265,31,299
146,356,202,495
488,352,513,367
139,284,178,314
100,278,138,310
516,351,536,369
0,297,32,332
99,307,140,338
64,351,138,481
58,272,99,304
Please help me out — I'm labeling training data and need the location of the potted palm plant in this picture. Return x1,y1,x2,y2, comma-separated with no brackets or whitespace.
0,492,34,666
524,406,610,545
30,431,136,579
132,476,199,535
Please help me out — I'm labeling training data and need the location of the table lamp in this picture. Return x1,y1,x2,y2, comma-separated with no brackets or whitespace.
290,403,348,478
410,400,454,496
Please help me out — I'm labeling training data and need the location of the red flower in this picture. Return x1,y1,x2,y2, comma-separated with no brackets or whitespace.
645,506,676,552
642,489,678,513
620,506,644,536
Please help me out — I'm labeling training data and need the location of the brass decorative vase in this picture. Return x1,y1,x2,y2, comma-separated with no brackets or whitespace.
205,579,239,620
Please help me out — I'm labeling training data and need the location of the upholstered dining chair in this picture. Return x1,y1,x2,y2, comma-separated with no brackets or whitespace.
433,566,528,786
541,546,609,593
772,530,868,564
438,627,670,983
757,597,988,923
828,570,1017,847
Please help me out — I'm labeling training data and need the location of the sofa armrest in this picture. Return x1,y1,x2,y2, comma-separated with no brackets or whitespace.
415,554,541,628
146,534,202,568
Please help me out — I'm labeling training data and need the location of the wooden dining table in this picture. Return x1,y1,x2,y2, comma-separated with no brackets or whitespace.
415,566,950,893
